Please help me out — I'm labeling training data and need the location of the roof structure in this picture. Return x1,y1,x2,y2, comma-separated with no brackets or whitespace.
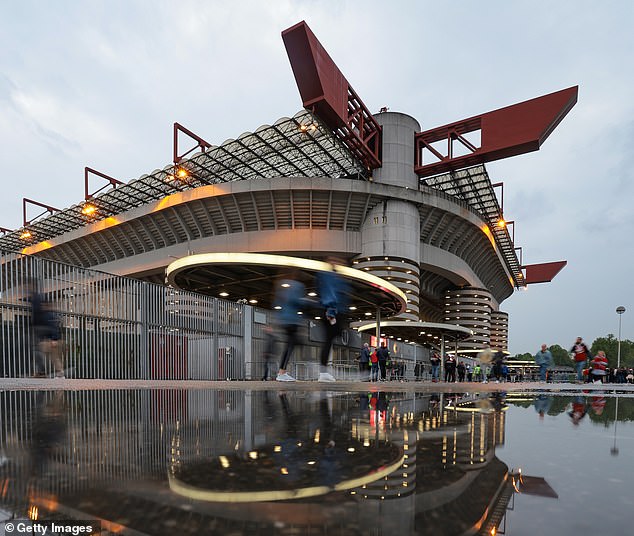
0,111,365,252
421,165,524,288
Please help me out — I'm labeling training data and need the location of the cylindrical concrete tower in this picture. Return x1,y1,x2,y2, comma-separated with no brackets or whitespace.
357,112,422,321
444,288,492,353
372,112,420,189
489,311,509,353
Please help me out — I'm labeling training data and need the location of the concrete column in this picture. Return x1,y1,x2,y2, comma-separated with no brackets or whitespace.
372,112,420,189
357,200,421,320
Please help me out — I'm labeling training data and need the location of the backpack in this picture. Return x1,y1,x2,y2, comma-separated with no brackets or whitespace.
370,351,378,364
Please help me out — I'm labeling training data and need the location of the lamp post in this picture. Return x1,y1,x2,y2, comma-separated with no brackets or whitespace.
616,306,626,369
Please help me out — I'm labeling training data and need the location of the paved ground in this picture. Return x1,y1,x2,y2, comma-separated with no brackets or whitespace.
2,378,634,395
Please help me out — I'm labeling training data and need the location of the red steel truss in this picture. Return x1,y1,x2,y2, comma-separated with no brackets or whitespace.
523,261,567,285
85,167,123,200
23,198,59,227
282,21,381,170
173,122,212,165
414,86,578,177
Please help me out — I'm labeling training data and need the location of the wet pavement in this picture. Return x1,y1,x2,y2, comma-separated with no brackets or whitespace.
0,386,632,535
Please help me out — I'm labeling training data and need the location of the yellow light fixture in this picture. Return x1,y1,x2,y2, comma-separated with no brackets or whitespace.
82,203,97,216
19,229,32,240
176,168,188,179
497,218,506,228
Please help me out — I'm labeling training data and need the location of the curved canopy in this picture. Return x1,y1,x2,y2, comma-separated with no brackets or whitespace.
353,320,473,346
166,253,407,320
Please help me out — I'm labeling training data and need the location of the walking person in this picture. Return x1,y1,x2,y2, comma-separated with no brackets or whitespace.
30,286,65,378
430,351,441,382
315,262,349,382
358,343,371,380
275,275,307,382
444,354,456,383
590,350,608,383
377,342,390,381
535,344,553,382
473,363,482,382
457,361,466,382
370,347,379,382
570,337,590,383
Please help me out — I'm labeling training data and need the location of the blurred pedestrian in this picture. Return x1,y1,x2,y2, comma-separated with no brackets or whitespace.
30,285,65,378
430,351,441,382
570,337,590,383
590,350,608,383
274,275,307,382
535,344,553,382
315,261,349,382
261,325,277,381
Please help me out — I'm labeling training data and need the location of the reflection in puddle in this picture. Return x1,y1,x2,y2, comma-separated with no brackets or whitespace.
0,390,631,534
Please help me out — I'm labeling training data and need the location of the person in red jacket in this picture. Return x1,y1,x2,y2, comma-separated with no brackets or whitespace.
570,337,590,383
590,350,608,383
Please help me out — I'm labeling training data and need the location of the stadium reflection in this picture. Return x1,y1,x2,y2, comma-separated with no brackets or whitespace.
0,390,631,534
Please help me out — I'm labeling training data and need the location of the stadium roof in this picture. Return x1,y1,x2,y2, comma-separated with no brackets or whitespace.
422,165,525,288
0,110,365,252
0,112,525,288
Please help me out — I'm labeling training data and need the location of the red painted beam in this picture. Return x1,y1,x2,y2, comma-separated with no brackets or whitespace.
523,261,567,284
415,86,578,177
282,21,381,170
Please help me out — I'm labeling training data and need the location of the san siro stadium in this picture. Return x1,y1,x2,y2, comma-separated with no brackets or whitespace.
0,22,576,377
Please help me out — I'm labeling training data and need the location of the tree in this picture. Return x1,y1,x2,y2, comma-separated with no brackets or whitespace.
549,344,571,366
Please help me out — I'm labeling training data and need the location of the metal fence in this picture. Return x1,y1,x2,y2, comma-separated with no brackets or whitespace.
0,249,246,379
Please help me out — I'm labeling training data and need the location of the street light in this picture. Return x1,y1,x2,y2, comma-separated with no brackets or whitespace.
616,306,626,369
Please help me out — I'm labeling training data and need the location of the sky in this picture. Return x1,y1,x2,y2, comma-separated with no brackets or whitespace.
1,1,632,355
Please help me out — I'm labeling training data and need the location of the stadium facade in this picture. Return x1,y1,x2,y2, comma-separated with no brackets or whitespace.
0,21,576,356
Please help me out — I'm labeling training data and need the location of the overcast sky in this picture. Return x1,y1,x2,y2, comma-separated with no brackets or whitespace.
1,1,632,355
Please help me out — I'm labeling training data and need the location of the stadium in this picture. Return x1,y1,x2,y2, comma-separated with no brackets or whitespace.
0,21,576,372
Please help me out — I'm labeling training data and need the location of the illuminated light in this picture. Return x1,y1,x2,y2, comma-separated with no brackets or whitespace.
274,306,282,310
176,168,189,178
349,306,357,311
281,283,290,288
82,203,97,216
273,445,282,452
28,504,38,521
280,467,288,475
297,311,303,315
307,460,316,465
219,456,230,468
19,230,32,240
350,491,356,495
248,451,259,460
315,316,321,320
347,447,355,453
364,312,372,316
308,292,317,297
314,429,321,443
219,291,229,297
497,218,506,228
248,299,258,304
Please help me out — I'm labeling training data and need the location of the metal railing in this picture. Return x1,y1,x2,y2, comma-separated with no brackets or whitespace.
1,249,246,379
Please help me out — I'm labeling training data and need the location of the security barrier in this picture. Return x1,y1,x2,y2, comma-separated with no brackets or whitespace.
0,249,246,379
